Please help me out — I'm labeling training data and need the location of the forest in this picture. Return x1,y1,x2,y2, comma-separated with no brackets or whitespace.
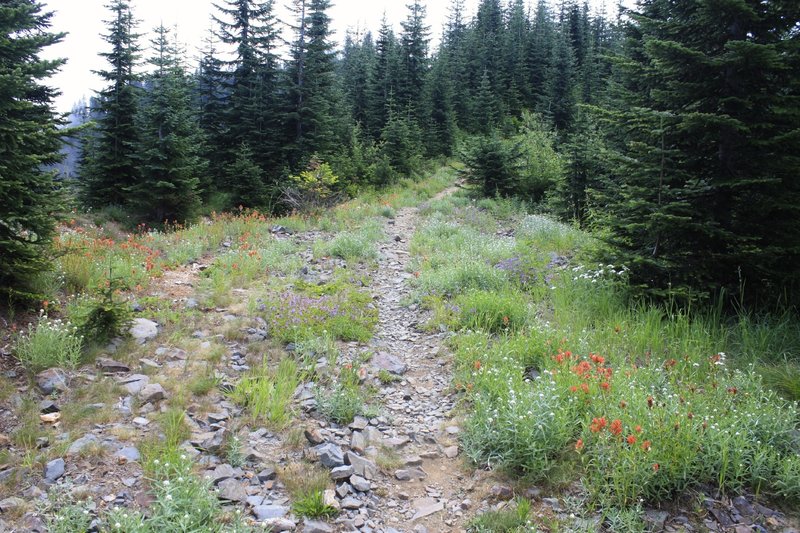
2,0,800,530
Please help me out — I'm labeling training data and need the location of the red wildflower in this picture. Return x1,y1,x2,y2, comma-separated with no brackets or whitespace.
600,382,610,391
642,440,651,451
652,463,659,472
473,360,482,370
580,383,590,394
626,435,637,445
635,425,642,434
570,386,578,393
575,439,584,452
609,419,623,436
502,316,510,326
590,417,608,433
591,354,605,365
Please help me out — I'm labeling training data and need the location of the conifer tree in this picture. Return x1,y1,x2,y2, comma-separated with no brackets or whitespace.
132,25,205,224
397,1,430,116
597,0,800,303
80,0,141,208
196,27,229,187
0,0,65,300
365,16,401,139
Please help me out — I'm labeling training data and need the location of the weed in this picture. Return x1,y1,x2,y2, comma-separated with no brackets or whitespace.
225,434,246,468
454,290,529,333
188,374,219,397
14,313,83,372
467,497,531,532
229,358,302,427
316,366,366,424
279,462,337,518
377,369,401,385
292,489,339,519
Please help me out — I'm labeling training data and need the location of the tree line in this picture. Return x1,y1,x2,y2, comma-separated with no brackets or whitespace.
2,0,799,307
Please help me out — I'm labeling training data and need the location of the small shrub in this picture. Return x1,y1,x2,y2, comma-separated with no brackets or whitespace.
316,366,366,424
377,369,400,384
188,374,218,397
14,313,83,372
70,279,132,345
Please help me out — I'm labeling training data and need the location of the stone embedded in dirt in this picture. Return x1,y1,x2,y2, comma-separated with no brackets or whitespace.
371,352,408,375
217,478,248,502
209,464,239,485
445,426,460,435
261,518,296,532
314,443,345,468
66,434,100,456
403,455,423,466
385,436,411,449
350,431,366,453
411,497,444,520
490,484,514,500
119,374,150,395
129,318,159,344
644,510,669,531
138,383,167,403
303,520,334,533
541,497,562,511
257,467,277,482
323,489,339,510
330,465,354,480
349,416,369,431
39,399,59,414
96,357,130,373
395,467,426,481
0,497,25,513
132,417,150,427
115,447,140,465
345,452,378,480
364,426,383,444
192,429,227,454
35,368,69,395
207,411,229,423
253,505,289,520
443,446,459,458
304,428,325,445
185,298,199,309
732,496,755,517
43,458,65,482
349,474,370,492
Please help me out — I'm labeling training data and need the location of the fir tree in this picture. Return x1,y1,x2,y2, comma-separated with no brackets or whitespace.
132,25,205,224
80,0,141,208
196,27,229,188
0,0,66,301
397,0,430,116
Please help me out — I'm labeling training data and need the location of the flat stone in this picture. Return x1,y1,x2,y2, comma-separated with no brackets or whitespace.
66,434,100,456
119,374,150,395
138,383,167,403
217,478,247,502
0,497,25,512
371,352,408,375
443,446,459,458
115,446,140,464
96,357,130,373
330,465,354,480
211,464,236,485
132,417,150,427
304,428,325,445
43,458,65,482
349,474,370,492
130,318,159,344
253,505,289,520
35,368,69,395
345,452,378,480
257,467,277,482
404,455,423,466
350,431,366,453
304,520,334,533
412,498,444,520
340,496,362,509
349,416,369,430
395,467,426,481
323,489,339,510
262,518,296,532
313,442,344,468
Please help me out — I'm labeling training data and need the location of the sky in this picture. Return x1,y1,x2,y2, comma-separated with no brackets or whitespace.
40,0,612,113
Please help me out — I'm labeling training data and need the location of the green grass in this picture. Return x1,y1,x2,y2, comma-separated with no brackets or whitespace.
467,498,531,533
14,314,83,372
316,365,368,424
228,357,302,427
280,462,338,519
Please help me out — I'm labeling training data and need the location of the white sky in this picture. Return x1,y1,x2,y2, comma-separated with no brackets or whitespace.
40,0,613,112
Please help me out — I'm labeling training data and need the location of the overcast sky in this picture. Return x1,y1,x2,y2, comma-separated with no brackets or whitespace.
41,0,613,113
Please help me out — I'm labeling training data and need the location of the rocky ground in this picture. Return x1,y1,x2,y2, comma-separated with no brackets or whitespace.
1,186,798,532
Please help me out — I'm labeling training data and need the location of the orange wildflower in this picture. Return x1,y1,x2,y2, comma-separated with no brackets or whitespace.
626,435,637,445
609,419,623,436
575,439,584,452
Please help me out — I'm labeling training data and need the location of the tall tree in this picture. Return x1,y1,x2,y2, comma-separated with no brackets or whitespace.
196,26,228,188
365,15,401,139
79,0,141,208
397,0,430,116
132,25,205,224
596,0,800,303
0,0,65,301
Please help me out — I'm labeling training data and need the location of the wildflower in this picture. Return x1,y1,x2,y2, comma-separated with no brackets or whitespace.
502,315,509,326
473,360,482,370
590,417,607,433
652,463,659,472
591,354,605,365
619,400,627,409
609,419,623,436
580,383,590,394
570,385,578,393
600,381,610,391
634,425,642,433
642,440,651,451
575,439,584,452
627,435,637,445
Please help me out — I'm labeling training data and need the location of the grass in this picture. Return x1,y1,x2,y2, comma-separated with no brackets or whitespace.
411,191,800,513
279,462,338,519
316,365,368,424
467,498,531,533
13,314,83,372
313,218,384,262
228,357,302,427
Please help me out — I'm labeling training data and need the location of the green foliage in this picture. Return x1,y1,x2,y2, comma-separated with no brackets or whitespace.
459,134,524,198
229,358,302,427
454,290,528,333
280,462,337,519
316,365,367,424
70,277,132,345
14,314,83,372
467,498,531,533
0,0,66,302
513,112,565,204
225,142,266,208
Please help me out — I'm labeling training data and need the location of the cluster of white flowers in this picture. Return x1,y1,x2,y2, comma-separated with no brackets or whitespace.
571,263,629,282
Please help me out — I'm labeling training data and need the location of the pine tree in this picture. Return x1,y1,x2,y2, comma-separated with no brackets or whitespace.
365,16,401,139
597,0,800,303
132,25,205,224
541,30,577,136
527,0,554,110
196,27,229,188
0,0,66,301
340,30,375,129
80,0,141,208
421,54,457,156
397,0,430,116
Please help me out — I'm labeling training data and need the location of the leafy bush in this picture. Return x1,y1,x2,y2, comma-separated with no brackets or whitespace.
513,111,565,204
282,158,344,214
14,313,83,372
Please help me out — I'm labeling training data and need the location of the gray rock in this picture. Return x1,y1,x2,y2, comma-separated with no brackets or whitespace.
130,318,159,344
330,465,354,480
349,416,369,431
261,518,296,532
210,464,237,485
412,497,444,520
115,447,141,464
185,298,199,310
304,428,325,445
253,505,289,520
345,452,378,480
138,383,167,403
66,434,100,456
304,519,334,533
443,446,459,458
0,497,25,513
35,368,69,395
39,399,59,413
257,467,277,482
43,458,65,482
395,467,426,481
340,496,362,509
371,352,408,375
119,374,150,395
349,474,370,492
192,429,226,454
314,442,344,468
217,478,247,502
350,432,366,454
644,510,669,531
96,357,130,373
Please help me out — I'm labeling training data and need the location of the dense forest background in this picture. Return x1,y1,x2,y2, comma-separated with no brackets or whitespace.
3,0,800,307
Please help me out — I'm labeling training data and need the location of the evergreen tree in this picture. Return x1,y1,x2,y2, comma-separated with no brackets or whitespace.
340,30,375,128
421,54,457,156
441,0,471,125
597,0,800,303
365,16,401,139
541,30,577,135
527,0,554,109
397,0,430,116
80,0,141,208
132,25,205,224
0,0,65,300
196,27,229,188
